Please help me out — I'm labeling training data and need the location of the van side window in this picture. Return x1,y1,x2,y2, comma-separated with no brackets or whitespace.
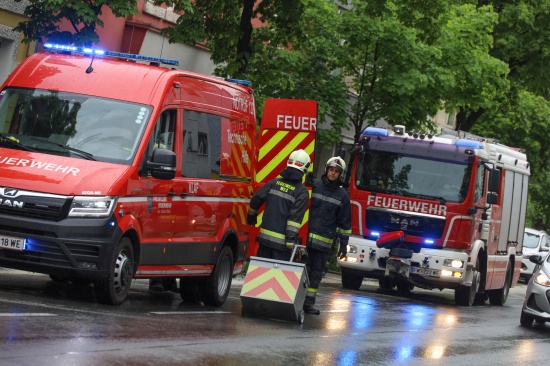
182,110,221,178
140,109,176,176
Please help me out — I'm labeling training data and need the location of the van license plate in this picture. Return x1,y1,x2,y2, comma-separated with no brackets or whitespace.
0,235,24,251
410,267,440,277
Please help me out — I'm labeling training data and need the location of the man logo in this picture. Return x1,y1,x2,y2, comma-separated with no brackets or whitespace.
391,216,419,230
0,188,24,208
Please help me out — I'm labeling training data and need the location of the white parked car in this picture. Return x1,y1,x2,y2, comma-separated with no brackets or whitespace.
521,228,550,282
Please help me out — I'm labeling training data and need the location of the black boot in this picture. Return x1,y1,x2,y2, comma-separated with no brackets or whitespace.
149,278,164,292
303,295,320,315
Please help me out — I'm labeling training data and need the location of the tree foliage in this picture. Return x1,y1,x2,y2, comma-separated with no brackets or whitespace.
14,0,138,46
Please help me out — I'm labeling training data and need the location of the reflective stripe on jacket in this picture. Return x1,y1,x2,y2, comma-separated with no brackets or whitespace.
307,175,351,253
249,168,309,251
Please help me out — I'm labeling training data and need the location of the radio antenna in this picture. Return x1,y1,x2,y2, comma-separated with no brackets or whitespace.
86,54,95,74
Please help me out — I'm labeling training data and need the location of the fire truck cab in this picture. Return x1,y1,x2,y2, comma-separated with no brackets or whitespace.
0,44,316,306
338,125,530,306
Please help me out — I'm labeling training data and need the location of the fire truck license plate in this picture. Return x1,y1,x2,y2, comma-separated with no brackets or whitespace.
0,235,24,251
410,267,440,277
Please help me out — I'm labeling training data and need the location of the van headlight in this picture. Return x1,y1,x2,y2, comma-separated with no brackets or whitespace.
534,271,550,287
69,196,117,218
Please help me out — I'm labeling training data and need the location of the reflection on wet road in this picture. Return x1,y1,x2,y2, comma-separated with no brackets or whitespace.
0,269,548,365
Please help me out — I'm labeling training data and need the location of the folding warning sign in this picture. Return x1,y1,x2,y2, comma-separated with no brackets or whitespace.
240,255,309,324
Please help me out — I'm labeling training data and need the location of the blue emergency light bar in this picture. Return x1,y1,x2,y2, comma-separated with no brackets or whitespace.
225,78,253,87
362,127,389,137
455,139,484,150
43,43,180,66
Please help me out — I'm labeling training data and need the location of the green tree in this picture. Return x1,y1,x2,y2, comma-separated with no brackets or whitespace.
338,1,508,141
457,0,550,131
472,89,550,228
14,0,138,46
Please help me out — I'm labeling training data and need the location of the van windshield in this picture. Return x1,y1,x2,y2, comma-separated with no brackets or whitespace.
523,231,540,249
0,87,151,165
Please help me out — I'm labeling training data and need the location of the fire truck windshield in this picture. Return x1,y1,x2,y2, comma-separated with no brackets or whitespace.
356,149,472,203
0,87,150,165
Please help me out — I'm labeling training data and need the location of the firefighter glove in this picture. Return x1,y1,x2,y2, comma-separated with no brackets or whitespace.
305,172,315,187
286,241,295,250
247,213,257,226
338,243,348,259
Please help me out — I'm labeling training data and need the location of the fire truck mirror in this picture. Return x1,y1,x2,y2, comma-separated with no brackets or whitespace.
486,192,498,205
148,148,176,180
488,168,500,192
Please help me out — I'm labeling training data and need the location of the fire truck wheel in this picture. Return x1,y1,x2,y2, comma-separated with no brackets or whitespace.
487,262,511,306
396,278,413,296
94,237,134,305
455,270,480,306
378,277,395,291
203,246,234,306
341,267,363,290
179,278,204,303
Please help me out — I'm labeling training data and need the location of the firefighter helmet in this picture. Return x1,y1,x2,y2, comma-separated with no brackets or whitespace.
325,156,346,174
287,149,311,173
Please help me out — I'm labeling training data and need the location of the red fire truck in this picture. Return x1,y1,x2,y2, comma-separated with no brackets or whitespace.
0,44,316,306
338,125,530,306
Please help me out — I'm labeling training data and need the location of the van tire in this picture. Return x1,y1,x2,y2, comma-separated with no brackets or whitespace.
95,237,134,305
203,246,233,306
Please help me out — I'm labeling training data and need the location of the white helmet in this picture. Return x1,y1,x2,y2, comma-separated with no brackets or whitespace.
325,156,346,174
287,149,311,173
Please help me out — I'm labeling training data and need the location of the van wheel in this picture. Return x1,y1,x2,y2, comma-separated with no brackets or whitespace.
341,267,363,290
95,237,134,305
488,262,511,306
203,246,233,306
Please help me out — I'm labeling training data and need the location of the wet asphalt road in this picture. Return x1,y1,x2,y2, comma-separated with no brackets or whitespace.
0,268,548,366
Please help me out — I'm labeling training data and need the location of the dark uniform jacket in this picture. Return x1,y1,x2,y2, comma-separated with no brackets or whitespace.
308,175,352,253
248,168,309,251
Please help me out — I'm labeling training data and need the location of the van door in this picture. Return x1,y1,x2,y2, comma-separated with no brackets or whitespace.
134,109,178,267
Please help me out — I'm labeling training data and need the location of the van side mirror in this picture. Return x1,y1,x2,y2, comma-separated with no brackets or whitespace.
529,255,544,265
148,148,176,180
488,168,500,192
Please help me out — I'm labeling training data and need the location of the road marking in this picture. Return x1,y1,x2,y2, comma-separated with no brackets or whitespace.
150,311,231,315
0,313,56,317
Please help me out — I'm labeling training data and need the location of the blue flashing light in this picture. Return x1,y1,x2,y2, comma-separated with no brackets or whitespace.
425,239,434,244
362,127,389,137
225,78,253,87
455,139,484,150
43,43,179,66
371,231,380,237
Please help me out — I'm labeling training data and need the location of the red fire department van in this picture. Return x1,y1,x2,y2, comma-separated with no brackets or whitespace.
0,44,316,305
338,125,530,306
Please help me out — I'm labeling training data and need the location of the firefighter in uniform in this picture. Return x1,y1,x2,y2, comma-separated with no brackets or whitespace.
247,149,311,261
303,156,352,315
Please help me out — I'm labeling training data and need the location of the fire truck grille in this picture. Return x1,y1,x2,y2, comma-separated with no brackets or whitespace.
366,208,446,238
